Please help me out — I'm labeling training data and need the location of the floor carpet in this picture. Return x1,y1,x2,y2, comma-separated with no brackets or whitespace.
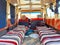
22,37,40,45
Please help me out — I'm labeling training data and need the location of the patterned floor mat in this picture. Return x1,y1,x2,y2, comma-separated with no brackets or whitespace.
22,37,40,45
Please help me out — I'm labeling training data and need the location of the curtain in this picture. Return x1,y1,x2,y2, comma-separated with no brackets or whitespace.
0,0,6,28
55,0,60,14
10,4,15,24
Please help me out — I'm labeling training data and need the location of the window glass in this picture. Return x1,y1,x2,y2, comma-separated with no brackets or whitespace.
21,12,42,19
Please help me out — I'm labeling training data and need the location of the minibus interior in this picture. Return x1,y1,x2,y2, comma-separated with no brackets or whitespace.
0,0,60,45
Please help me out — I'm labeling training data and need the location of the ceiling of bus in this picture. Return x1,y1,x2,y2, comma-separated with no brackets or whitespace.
7,0,55,11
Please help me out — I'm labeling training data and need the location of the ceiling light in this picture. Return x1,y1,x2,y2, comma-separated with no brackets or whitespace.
18,6,21,8
45,3,49,5
13,3,18,6
25,0,30,1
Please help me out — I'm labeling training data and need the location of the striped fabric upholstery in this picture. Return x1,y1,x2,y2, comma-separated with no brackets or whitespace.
38,29,56,37
0,34,21,45
0,30,24,45
0,25,28,45
0,39,18,45
37,26,60,45
7,30,24,39
42,36,60,45
13,25,28,33
41,34,60,42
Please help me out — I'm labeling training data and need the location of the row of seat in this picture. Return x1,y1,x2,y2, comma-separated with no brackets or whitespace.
37,26,60,45
0,25,28,45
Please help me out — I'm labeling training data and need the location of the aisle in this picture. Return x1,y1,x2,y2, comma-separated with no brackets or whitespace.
22,37,40,45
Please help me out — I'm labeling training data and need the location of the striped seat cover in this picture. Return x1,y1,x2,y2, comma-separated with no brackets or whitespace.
7,30,24,39
13,26,28,33
0,34,22,45
36,27,48,30
39,32,56,37
41,34,60,42
41,36,60,45
0,25,27,45
39,30,56,37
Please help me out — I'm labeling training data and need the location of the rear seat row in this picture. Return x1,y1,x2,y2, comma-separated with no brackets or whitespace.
37,27,60,45
0,26,60,45
0,25,28,45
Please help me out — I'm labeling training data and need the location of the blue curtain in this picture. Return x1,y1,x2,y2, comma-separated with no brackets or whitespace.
55,0,60,14
56,0,60,3
0,0,6,28
10,4,15,24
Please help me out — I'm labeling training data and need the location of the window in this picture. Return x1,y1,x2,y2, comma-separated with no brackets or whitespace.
21,12,42,19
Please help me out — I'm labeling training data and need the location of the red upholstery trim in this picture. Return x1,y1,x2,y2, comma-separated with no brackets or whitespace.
0,40,17,45
31,18,43,21
19,18,29,22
